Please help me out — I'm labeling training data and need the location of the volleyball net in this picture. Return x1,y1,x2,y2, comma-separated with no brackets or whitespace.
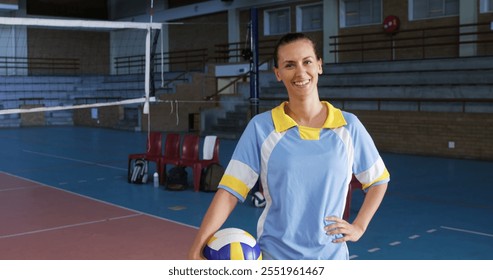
0,16,165,129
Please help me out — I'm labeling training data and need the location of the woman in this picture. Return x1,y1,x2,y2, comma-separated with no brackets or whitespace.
188,33,390,260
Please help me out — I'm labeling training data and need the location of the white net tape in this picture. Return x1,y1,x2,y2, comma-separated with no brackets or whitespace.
0,17,162,30
0,97,155,115
0,17,162,119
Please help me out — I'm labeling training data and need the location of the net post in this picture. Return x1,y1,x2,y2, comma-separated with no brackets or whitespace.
143,26,151,115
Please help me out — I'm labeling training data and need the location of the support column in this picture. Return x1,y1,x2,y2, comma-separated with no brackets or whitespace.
228,8,241,62
323,0,339,63
459,0,478,57
249,7,259,117
158,1,170,72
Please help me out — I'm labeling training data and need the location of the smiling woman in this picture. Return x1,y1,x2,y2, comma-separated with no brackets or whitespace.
188,32,390,260
273,35,324,127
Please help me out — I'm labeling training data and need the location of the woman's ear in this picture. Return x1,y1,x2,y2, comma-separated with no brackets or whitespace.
273,67,282,81
318,59,323,75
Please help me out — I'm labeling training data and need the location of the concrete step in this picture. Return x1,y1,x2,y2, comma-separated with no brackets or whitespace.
262,84,493,99
318,70,493,86
324,56,493,74
0,118,20,127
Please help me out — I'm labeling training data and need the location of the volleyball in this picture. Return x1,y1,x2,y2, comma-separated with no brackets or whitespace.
203,228,262,260
251,191,266,208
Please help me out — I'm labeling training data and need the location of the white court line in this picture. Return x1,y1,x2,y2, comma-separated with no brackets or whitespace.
441,226,493,238
368,248,380,253
356,227,443,258
0,185,41,192
0,213,142,239
22,149,126,171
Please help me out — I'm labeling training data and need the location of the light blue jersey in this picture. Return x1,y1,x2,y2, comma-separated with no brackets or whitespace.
218,101,390,260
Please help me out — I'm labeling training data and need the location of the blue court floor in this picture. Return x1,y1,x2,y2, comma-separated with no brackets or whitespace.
0,126,492,260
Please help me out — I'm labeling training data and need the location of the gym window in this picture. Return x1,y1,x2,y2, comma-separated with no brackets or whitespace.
339,0,382,28
409,0,459,20
264,7,291,36
480,0,493,13
296,2,323,32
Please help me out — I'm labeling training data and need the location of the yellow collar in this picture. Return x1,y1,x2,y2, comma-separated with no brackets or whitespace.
272,101,347,133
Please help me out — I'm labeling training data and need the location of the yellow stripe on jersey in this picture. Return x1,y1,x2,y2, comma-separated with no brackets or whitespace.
219,174,251,199
298,126,321,140
272,101,347,134
361,168,390,190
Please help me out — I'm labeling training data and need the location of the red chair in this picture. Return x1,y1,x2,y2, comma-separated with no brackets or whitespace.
343,175,363,220
195,135,220,191
174,135,219,192
172,134,199,189
159,133,181,184
128,131,162,183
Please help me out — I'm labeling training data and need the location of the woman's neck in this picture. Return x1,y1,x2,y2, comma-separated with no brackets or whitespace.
285,100,326,128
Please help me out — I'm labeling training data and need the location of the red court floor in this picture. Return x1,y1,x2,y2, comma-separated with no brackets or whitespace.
0,172,198,260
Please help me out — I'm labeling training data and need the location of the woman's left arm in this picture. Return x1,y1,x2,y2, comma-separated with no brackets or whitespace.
325,183,388,243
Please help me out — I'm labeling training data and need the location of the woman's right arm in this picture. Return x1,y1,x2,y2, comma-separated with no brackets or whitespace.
187,188,238,259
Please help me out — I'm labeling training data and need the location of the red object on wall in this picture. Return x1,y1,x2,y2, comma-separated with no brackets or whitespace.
383,15,400,34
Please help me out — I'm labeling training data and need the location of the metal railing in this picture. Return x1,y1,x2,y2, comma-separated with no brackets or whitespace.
213,39,278,63
114,48,208,75
329,22,493,63
0,56,80,75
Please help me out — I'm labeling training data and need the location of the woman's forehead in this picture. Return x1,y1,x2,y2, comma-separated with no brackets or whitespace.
277,39,316,59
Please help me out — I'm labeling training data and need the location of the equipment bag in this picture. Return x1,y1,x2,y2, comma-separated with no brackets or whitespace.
200,163,225,192
166,166,188,191
130,159,148,184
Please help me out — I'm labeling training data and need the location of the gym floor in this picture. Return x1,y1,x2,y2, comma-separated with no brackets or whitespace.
0,126,492,260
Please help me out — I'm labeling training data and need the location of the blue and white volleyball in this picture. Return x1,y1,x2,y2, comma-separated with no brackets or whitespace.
251,191,266,208
203,228,262,260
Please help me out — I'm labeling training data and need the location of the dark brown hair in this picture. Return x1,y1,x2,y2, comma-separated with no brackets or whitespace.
273,33,320,68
